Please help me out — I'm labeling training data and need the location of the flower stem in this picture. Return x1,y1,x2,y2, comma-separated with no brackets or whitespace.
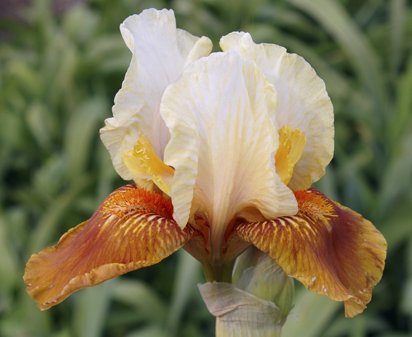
216,320,282,337
202,261,234,283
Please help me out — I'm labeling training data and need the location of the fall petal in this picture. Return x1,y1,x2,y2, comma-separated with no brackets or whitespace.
24,185,193,310
221,32,334,190
236,189,387,317
100,9,212,180
160,52,297,254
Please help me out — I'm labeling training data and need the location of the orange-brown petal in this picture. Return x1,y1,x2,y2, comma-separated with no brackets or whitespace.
236,189,387,317
24,185,193,310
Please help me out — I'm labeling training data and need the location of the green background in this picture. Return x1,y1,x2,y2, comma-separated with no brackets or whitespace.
1,0,411,336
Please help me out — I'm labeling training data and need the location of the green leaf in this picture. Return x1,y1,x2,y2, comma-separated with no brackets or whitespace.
167,251,201,336
389,0,407,74
289,0,388,127
282,289,339,337
125,326,167,337
73,281,113,337
64,98,107,179
111,279,167,324
28,176,89,252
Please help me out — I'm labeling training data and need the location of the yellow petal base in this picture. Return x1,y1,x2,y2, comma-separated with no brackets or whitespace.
275,126,306,186
123,134,174,194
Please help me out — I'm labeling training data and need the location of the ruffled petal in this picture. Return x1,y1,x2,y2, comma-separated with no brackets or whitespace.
161,52,297,257
99,117,139,180
220,32,334,190
236,189,386,317
24,185,193,310
100,9,212,180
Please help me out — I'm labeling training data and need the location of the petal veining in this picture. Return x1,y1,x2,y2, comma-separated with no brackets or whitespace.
236,189,387,317
100,9,212,180
220,32,334,190
24,185,193,310
161,52,297,258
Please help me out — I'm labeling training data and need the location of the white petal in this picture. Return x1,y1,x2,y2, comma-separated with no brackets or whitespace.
100,117,139,180
160,52,297,255
101,9,212,180
221,32,334,190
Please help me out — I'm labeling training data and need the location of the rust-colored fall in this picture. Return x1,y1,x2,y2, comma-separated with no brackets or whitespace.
23,185,193,310
236,189,387,317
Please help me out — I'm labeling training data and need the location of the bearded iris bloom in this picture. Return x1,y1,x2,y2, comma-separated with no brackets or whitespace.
24,7,386,325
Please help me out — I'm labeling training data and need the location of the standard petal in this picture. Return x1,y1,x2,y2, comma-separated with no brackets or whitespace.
122,134,174,194
221,32,334,190
24,185,193,310
275,126,306,185
100,9,212,179
100,117,139,180
161,52,297,258
236,189,387,317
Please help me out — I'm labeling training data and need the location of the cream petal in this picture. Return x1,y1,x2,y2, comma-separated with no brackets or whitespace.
220,32,334,190
100,117,139,180
160,52,297,256
100,9,212,180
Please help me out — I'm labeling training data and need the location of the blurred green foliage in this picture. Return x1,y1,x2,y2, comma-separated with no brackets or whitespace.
0,0,411,336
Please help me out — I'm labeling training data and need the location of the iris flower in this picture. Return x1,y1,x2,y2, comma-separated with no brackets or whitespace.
24,8,386,324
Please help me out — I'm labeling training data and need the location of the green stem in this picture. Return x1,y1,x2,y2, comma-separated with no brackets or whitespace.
202,261,234,283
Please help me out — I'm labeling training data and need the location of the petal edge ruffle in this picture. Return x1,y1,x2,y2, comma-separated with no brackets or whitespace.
24,185,193,310
161,52,297,255
236,189,386,317
221,32,334,190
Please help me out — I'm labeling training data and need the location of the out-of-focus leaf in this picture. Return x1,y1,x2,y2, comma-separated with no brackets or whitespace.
389,0,406,74
324,315,387,337
167,251,200,337
73,281,113,337
379,133,412,217
26,102,52,149
84,35,129,73
32,155,67,200
381,196,412,250
29,176,89,252
289,0,388,126
125,326,167,337
111,279,167,324
52,329,72,337
390,56,412,147
0,215,18,304
282,289,339,337
62,5,99,43
401,242,412,315
64,98,107,179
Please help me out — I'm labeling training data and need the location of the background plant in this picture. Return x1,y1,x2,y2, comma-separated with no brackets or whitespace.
0,0,411,336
